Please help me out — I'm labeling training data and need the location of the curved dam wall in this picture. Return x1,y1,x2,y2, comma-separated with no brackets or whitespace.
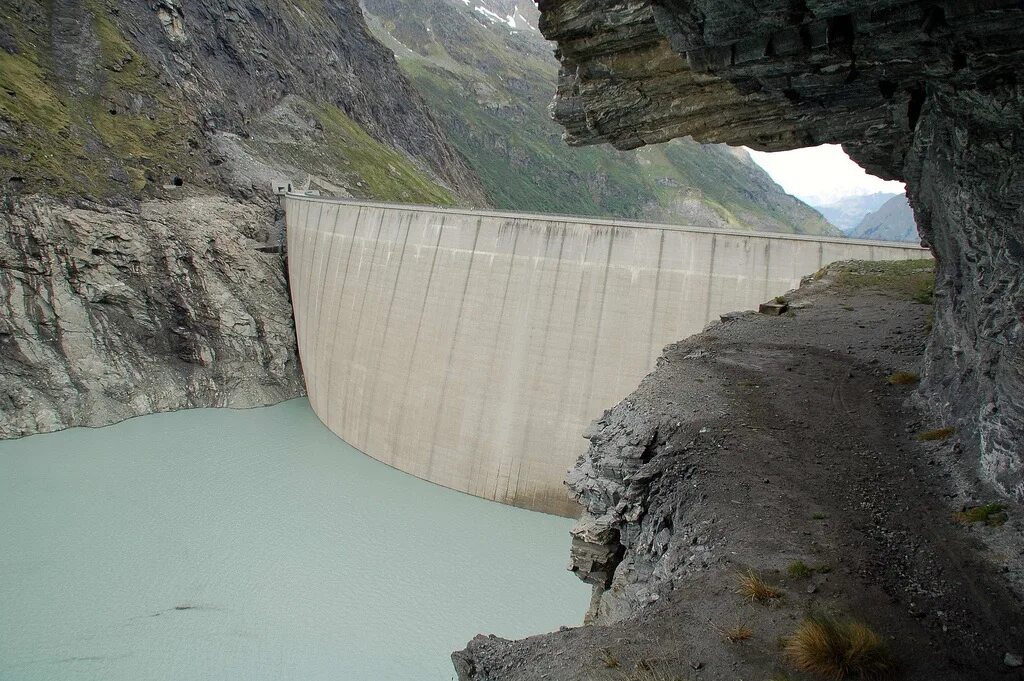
286,197,930,516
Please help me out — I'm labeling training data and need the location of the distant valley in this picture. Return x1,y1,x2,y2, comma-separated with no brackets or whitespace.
361,0,839,235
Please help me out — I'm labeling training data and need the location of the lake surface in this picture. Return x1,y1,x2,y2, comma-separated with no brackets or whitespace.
0,399,588,681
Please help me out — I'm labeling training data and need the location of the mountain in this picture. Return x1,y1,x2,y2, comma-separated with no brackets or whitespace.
809,192,901,232
849,194,919,242
361,0,840,236
0,0,483,204
1,0,487,437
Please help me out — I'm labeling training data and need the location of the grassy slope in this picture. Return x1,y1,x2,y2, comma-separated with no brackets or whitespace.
0,1,456,204
0,2,194,197
363,0,839,235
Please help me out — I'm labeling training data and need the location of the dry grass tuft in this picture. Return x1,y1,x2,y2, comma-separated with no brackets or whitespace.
736,570,783,603
599,648,620,669
917,426,955,441
886,371,919,385
725,624,754,642
784,615,895,679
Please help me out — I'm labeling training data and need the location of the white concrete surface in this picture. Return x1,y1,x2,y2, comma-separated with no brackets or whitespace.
286,197,931,516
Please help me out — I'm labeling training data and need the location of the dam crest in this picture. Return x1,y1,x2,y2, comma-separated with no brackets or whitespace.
286,197,929,516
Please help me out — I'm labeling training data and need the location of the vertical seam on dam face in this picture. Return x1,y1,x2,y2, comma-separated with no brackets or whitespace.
311,204,345,402
703,233,718,326
323,206,363,420
338,211,387,433
390,216,447,464
356,212,414,449
287,198,931,516
578,228,616,442
426,217,483,477
647,230,667,369
466,223,521,501
518,227,568,509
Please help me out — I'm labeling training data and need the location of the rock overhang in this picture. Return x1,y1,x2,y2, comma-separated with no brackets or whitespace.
538,0,1023,179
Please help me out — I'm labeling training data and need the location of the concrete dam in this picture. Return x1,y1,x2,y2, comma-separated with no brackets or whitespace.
286,197,930,516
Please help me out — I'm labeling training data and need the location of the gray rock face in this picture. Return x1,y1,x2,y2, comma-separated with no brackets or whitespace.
536,0,1024,499
908,89,1024,499
0,195,302,437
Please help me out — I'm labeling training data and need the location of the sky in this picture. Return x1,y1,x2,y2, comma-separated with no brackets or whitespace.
746,144,905,206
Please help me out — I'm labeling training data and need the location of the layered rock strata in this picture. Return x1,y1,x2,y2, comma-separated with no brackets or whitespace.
537,0,1024,498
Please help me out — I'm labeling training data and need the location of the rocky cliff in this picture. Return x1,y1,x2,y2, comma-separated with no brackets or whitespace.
535,0,1024,499
1,195,301,436
0,0,486,436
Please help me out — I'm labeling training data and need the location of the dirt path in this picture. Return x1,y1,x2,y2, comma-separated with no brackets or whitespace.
455,261,1023,681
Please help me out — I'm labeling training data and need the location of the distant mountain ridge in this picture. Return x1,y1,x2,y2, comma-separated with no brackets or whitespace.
810,192,900,232
361,0,840,236
849,194,919,242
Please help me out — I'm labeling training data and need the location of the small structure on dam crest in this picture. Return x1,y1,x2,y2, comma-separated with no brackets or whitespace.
286,196,928,515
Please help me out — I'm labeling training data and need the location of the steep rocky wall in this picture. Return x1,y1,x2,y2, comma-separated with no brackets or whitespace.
127,0,485,201
536,0,1024,499
1,0,491,437
907,88,1024,498
0,194,302,437
1,0,484,202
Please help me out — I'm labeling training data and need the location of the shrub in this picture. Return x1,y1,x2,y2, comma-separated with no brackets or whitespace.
784,614,895,679
788,561,814,579
737,570,783,603
725,624,753,642
917,428,954,444
955,503,1008,527
917,427,955,441
599,648,620,669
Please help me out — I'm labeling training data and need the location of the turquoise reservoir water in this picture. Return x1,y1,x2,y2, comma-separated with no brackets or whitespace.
0,399,588,681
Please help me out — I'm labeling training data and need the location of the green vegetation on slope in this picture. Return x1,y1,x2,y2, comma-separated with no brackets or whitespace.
238,95,456,206
312,104,455,205
828,260,935,303
0,2,195,197
1,1,458,204
362,0,838,235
